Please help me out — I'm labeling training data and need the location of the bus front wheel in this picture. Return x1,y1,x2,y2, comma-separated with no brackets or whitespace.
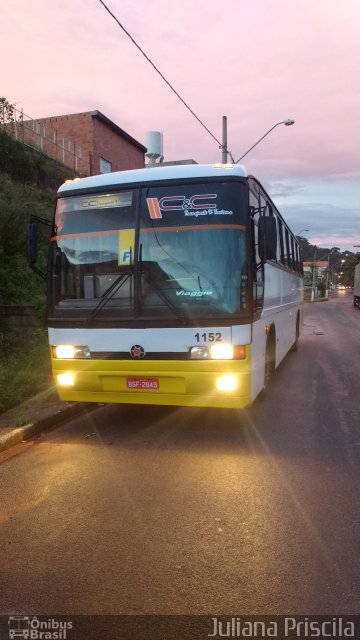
291,313,300,352
264,335,275,389
258,331,275,401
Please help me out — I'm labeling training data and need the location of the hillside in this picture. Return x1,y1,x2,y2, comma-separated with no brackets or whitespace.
0,131,72,412
0,130,72,306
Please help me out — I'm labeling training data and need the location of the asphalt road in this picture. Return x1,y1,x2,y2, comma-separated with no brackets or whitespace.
1,291,359,616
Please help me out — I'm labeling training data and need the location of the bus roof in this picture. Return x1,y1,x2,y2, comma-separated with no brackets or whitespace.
58,164,248,194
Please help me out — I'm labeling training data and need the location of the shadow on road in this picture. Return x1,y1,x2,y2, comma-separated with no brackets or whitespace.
45,354,311,462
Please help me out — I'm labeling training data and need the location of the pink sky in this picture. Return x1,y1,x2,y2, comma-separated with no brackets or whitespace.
1,0,359,251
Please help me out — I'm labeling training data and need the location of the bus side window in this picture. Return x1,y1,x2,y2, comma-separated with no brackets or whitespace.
296,244,302,273
249,191,264,311
249,191,261,270
284,228,292,268
278,219,285,264
290,236,297,271
281,227,287,266
267,204,279,264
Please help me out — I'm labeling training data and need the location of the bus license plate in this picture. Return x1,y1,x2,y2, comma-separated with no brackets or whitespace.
126,377,159,390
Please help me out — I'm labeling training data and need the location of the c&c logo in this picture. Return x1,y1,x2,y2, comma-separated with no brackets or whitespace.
146,194,217,219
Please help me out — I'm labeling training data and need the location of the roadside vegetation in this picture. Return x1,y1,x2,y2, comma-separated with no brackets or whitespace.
0,328,51,413
0,112,70,412
0,170,53,412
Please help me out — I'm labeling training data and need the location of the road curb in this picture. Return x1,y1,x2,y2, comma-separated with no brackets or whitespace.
0,402,92,453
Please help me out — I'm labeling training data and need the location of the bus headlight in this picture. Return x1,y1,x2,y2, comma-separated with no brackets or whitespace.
210,343,234,359
190,344,245,360
57,373,75,386
53,345,91,359
190,346,209,359
216,374,237,392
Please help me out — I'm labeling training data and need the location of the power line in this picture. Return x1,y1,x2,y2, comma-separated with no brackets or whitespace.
97,0,228,155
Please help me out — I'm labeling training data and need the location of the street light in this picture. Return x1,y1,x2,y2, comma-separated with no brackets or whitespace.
296,229,309,236
235,119,295,164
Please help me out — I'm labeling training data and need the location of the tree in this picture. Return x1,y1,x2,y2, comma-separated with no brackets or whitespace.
0,96,15,127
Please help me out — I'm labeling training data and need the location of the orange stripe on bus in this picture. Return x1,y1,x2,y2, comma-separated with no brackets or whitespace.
146,198,162,219
50,223,246,242
50,229,119,241
141,224,246,232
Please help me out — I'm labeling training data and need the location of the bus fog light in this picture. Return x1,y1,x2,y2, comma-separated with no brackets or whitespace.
57,373,75,386
210,343,233,359
216,374,237,392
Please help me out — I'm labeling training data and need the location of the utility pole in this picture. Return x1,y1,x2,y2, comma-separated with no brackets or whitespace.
311,247,317,302
222,116,228,163
325,253,330,300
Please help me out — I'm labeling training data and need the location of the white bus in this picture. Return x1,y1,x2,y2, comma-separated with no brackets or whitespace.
29,164,302,409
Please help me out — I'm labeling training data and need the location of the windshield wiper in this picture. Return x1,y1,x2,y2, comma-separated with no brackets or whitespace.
140,260,188,325
85,272,131,327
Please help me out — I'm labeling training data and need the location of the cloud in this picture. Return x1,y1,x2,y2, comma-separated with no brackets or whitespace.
2,0,360,251
266,182,306,198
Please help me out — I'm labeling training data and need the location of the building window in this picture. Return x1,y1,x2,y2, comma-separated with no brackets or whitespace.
33,120,41,134
100,157,112,173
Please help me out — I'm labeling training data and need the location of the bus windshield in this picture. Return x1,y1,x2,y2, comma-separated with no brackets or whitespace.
51,180,248,322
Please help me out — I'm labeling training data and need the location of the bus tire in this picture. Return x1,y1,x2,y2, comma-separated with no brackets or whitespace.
258,330,276,401
291,313,300,352
264,333,275,388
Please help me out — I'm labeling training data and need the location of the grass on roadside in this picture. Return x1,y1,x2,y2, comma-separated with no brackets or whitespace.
0,327,52,413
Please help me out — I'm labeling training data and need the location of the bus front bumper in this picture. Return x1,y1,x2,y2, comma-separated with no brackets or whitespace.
52,357,252,409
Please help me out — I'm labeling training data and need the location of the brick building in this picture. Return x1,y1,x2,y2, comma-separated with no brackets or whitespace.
35,110,146,176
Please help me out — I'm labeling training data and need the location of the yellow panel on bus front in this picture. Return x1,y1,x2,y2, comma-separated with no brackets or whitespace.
51,356,252,409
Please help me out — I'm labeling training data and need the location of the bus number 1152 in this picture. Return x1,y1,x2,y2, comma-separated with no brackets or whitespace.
194,332,222,342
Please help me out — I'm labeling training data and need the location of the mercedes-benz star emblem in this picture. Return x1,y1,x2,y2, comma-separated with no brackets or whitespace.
130,345,145,359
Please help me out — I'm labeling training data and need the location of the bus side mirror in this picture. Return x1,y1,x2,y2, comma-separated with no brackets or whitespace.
258,217,277,262
27,222,38,266
26,215,52,280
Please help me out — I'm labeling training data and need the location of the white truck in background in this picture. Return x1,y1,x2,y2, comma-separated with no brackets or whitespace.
354,263,360,308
